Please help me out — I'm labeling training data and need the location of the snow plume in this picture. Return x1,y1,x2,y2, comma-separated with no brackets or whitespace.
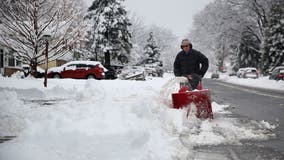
0,76,278,160
160,76,277,147
180,102,277,147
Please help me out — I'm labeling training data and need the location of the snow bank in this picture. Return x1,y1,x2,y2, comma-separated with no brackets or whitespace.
0,77,188,160
217,74,284,91
0,76,278,160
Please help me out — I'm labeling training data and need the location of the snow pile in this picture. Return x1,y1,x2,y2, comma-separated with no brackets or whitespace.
0,90,26,136
0,76,278,160
0,78,188,160
10,71,25,79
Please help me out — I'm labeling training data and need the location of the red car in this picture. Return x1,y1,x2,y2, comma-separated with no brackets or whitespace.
47,61,107,79
269,66,284,80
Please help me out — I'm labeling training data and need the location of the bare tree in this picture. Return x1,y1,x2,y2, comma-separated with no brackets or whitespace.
188,0,275,71
128,14,178,70
0,0,85,76
147,25,178,71
189,0,241,70
128,13,148,64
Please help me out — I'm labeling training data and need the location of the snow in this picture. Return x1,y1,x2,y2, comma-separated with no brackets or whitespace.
208,73,284,91
0,73,280,160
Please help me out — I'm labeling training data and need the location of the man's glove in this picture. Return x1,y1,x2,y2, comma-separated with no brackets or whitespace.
187,73,202,90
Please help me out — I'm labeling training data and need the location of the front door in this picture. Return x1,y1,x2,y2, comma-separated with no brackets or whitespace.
0,49,4,75
0,49,3,68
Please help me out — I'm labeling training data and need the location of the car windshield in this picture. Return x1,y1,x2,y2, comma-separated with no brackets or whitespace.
247,69,256,73
66,64,76,70
251,70,257,73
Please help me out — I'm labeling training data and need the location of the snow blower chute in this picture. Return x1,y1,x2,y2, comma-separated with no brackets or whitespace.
171,76,213,119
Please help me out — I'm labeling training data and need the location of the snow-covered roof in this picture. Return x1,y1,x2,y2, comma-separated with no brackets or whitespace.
64,61,106,69
244,67,257,71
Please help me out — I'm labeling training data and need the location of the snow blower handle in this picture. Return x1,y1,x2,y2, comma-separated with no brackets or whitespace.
186,73,202,90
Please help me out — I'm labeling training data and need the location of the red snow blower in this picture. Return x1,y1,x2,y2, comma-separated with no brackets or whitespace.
171,79,213,119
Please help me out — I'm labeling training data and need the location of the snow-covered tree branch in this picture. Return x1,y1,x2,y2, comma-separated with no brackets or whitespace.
84,0,132,65
188,0,283,73
0,0,86,76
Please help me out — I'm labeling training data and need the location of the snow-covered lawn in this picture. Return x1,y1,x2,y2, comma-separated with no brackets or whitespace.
0,74,279,160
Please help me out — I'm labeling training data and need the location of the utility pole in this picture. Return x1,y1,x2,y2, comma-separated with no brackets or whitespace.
42,34,51,88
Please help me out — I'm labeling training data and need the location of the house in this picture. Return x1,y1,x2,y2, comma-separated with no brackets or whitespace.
38,59,67,69
0,45,22,77
0,45,69,77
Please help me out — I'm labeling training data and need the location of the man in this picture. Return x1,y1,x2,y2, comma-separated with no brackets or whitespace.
174,39,209,90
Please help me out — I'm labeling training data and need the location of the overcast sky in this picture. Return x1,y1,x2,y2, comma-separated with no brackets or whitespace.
83,0,214,39
124,0,214,39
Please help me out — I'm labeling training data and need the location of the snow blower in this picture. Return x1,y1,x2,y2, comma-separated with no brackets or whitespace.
171,76,213,119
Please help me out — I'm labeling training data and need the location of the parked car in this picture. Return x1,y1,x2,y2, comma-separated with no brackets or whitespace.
138,58,163,77
104,67,117,79
269,66,284,80
237,68,246,78
144,62,163,77
118,66,146,81
211,71,219,79
22,65,45,78
242,67,259,79
229,72,237,76
101,65,125,80
47,61,107,79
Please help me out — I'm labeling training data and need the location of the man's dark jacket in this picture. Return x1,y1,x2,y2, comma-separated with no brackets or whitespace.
174,49,209,77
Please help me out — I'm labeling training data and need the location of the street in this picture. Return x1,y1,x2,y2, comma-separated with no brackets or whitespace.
184,78,284,159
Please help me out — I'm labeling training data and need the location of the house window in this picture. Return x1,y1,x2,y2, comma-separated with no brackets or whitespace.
8,56,15,66
16,60,21,66
0,49,3,68
7,50,20,67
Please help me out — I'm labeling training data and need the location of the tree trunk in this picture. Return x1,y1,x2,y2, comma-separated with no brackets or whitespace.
30,58,38,78
31,1,39,78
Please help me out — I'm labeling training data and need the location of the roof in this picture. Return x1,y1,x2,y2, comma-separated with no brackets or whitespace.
65,61,108,71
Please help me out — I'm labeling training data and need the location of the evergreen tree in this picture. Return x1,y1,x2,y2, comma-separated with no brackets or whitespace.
261,0,284,75
143,32,161,63
238,31,261,68
85,0,132,65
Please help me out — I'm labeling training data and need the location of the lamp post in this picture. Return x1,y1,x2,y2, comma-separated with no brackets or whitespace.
42,34,51,88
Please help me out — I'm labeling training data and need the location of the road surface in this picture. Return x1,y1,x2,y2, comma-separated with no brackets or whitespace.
182,78,284,160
